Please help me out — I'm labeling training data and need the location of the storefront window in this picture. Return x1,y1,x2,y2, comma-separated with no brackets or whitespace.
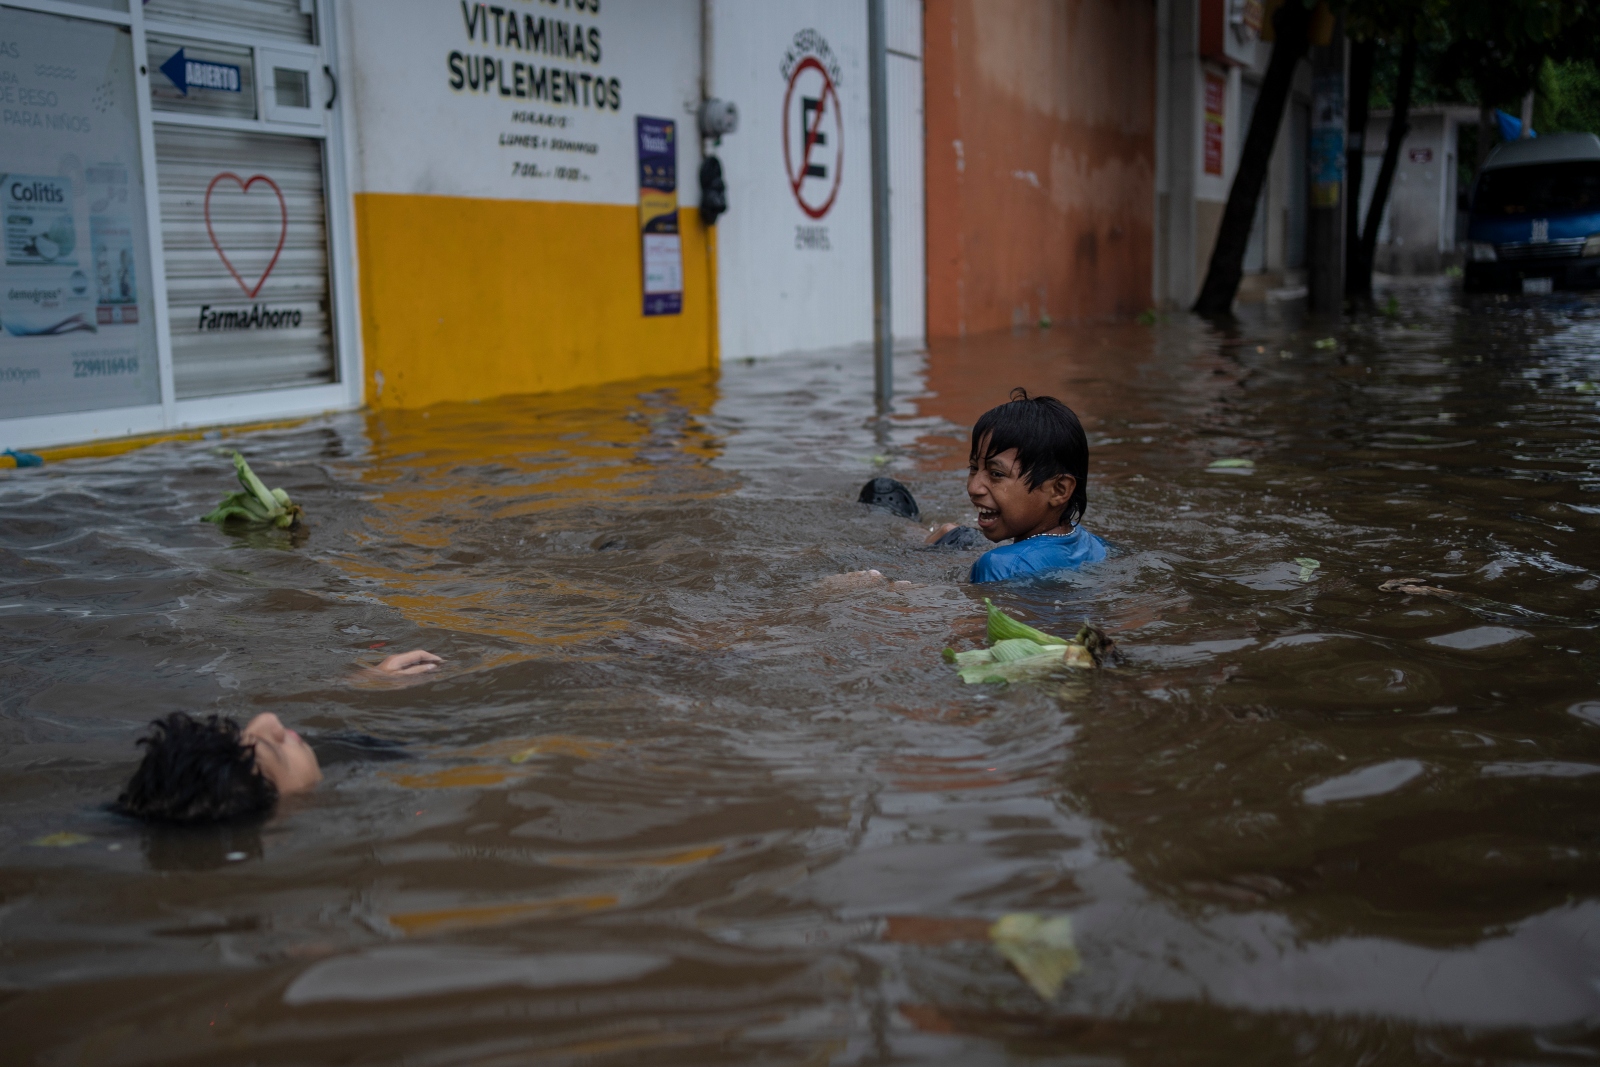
0,6,160,419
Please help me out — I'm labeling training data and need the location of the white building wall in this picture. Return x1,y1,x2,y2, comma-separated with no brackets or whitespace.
711,1,890,359
342,0,702,207
885,0,924,347
1359,109,1470,275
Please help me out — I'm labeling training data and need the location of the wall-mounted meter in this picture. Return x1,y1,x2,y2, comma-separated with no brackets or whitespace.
699,98,739,140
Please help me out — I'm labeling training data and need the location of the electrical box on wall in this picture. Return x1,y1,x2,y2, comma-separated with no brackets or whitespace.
1200,0,1261,67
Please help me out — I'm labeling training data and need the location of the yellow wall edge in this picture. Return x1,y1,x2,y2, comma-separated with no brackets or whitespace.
8,417,311,465
355,193,718,410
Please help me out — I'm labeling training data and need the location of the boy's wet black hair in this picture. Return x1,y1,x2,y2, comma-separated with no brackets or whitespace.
857,476,920,521
114,712,277,825
970,388,1089,528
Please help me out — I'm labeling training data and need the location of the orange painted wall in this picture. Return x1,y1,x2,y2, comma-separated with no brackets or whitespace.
924,0,1157,337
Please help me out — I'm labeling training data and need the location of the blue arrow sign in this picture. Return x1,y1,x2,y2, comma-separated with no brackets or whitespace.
158,48,242,96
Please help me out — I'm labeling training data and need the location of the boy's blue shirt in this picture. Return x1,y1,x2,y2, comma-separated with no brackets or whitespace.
970,527,1107,583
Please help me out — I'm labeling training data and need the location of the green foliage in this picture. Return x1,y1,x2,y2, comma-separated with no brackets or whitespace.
1536,58,1600,135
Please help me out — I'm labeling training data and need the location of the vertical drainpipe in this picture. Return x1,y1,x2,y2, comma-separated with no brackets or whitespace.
1305,11,1346,315
867,0,893,415
701,0,720,370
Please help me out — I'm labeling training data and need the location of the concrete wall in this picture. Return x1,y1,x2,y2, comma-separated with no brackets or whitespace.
709,2,872,359
1358,109,1464,275
709,0,926,357
924,0,1157,337
343,0,714,410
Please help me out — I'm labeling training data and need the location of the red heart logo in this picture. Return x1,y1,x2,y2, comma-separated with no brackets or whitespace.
204,172,288,299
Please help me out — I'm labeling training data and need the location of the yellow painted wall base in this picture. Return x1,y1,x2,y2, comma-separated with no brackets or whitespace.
355,193,717,410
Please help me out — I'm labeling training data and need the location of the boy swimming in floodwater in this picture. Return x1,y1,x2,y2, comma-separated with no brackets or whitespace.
927,389,1107,583
114,649,441,823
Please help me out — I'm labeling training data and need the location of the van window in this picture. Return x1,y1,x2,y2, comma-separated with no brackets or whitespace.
1472,161,1600,216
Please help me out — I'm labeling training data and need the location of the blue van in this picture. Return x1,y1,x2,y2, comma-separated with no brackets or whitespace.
1464,132,1600,293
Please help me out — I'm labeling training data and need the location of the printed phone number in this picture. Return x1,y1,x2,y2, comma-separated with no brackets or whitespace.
74,355,139,377
512,162,587,180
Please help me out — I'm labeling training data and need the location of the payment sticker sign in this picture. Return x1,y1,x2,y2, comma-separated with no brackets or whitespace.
781,30,843,220
636,116,682,317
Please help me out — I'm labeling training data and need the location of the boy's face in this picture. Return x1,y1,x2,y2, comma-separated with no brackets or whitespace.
243,712,323,794
968,442,1077,543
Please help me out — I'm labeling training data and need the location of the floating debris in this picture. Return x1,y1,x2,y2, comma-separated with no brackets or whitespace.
989,913,1081,1000
1207,458,1255,471
942,600,1110,684
1313,337,1338,349
3,449,43,468
1379,577,1459,599
1294,557,1321,582
31,832,92,847
201,452,303,529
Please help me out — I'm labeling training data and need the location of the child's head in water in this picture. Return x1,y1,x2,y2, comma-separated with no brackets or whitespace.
968,389,1088,543
115,712,322,824
113,649,441,823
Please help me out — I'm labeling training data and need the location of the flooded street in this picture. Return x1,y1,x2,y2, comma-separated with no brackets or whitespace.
6,283,1600,1064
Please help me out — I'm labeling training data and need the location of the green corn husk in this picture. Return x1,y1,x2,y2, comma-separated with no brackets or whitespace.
201,451,303,529
985,598,1068,646
957,650,1064,685
948,601,1111,685
989,638,1054,662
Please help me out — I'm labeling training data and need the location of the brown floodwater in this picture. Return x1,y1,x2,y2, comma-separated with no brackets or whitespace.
5,282,1600,1064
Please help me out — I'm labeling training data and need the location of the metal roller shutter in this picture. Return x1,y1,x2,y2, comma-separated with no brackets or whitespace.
143,0,315,45
155,126,334,399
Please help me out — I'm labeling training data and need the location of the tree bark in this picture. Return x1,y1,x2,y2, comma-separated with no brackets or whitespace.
1192,0,1313,317
1344,39,1375,296
1352,34,1417,298
1477,103,1494,170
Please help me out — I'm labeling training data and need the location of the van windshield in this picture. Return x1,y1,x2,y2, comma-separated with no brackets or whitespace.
1472,161,1600,216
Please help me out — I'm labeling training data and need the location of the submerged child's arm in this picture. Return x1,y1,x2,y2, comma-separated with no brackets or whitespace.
374,649,442,675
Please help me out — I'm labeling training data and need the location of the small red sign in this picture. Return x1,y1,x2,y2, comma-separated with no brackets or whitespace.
1203,71,1226,176
1408,147,1433,164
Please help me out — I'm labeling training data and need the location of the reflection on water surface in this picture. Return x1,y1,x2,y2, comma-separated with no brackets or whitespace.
5,285,1600,1063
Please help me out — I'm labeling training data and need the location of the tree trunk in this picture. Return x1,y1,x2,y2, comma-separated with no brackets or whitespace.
1353,34,1417,298
1192,0,1312,317
1344,39,1375,296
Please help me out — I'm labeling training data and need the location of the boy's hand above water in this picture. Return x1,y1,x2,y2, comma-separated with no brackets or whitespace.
925,523,960,544
819,569,917,591
374,649,442,675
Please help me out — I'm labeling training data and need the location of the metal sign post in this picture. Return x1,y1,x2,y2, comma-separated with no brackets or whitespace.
867,0,893,415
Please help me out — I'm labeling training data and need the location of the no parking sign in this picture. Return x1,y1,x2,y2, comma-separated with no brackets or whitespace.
780,30,843,220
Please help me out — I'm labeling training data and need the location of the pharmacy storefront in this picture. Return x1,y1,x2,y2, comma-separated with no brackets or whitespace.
2,0,714,451
2,0,358,449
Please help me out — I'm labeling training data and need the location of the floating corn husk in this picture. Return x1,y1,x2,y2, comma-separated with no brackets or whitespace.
941,600,1111,684
201,451,303,529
